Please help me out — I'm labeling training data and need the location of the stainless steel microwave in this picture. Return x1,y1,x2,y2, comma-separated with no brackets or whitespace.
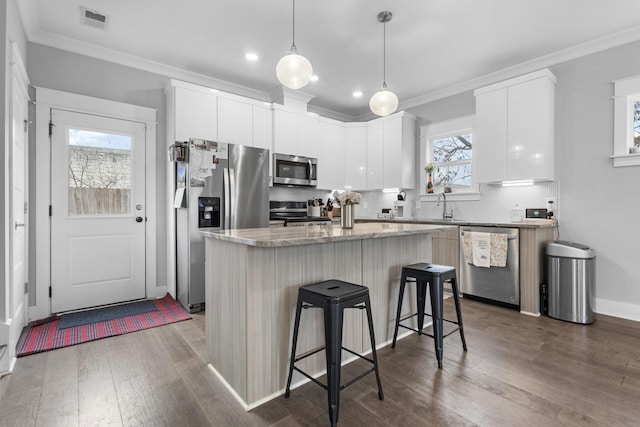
273,153,318,187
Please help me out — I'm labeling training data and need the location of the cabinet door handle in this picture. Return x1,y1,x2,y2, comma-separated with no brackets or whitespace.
14,221,25,229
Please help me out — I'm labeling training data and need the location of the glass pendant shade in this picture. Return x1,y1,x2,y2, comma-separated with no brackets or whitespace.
369,86,398,117
276,50,313,90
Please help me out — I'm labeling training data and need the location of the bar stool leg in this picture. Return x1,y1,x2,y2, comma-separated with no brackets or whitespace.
391,270,408,348
450,277,468,351
285,293,304,398
324,303,344,427
364,295,384,401
429,277,444,369
416,280,428,335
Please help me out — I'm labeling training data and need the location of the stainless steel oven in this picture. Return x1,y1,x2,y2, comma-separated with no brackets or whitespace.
273,153,317,187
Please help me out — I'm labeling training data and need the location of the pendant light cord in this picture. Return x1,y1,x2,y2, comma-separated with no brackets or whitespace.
382,20,387,87
291,0,297,51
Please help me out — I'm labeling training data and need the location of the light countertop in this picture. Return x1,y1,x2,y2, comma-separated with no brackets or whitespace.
357,217,558,229
200,222,455,247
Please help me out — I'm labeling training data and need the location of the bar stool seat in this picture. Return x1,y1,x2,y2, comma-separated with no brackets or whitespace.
285,280,384,427
391,263,467,368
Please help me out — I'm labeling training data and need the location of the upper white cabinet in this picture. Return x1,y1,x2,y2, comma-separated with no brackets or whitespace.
366,112,416,190
317,118,346,190
366,121,384,190
169,82,217,143
474,69,556,183
252,103,273,151
272,105,319,158
217,94,273,150
344,125,367,191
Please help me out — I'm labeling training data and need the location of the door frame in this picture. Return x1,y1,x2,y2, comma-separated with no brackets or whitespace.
32,87,159,320
1,42,30,374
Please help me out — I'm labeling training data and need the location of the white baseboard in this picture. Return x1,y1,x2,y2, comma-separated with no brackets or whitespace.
594,298,640,322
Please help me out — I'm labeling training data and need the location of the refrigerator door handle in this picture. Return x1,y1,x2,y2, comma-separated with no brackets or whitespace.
224,167,231,228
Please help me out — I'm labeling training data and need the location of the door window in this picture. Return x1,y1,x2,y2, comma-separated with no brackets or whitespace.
68,129,132,216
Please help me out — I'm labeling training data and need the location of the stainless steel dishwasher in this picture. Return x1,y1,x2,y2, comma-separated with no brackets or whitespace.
459,226,520,308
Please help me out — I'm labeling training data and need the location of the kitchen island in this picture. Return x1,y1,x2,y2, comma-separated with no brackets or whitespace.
200,222,454,409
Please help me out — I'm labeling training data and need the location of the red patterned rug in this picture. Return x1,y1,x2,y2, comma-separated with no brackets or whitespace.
16,293,191,357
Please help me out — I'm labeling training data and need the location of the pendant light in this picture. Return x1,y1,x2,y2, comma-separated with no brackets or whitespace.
276,0,313,90
370,11,398,117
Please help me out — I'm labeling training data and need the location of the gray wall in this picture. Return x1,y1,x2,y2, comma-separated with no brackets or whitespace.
405,41,640,318
549,40,640,314
27,43,170,290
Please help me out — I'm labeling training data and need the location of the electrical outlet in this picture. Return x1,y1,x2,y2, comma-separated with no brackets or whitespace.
415,200,421,209
363,201,368,209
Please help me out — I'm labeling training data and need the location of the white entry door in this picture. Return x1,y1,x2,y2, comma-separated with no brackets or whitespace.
50,109,147,313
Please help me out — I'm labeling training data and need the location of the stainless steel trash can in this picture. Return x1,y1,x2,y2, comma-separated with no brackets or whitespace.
546,241,596,324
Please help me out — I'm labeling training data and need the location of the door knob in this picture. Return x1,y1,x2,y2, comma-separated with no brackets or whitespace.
136,217,143,223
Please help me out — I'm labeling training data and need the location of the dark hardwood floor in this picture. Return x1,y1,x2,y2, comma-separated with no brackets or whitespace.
1,298,640,426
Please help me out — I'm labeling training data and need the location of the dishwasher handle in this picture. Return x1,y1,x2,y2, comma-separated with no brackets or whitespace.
460,231,517,240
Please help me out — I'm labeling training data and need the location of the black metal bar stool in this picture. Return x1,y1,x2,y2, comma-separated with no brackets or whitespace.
391,263,467,368
285,279,384,427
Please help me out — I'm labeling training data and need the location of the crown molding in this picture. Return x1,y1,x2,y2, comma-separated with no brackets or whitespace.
401,24,640,110
18,0,640,119
26,28,272,103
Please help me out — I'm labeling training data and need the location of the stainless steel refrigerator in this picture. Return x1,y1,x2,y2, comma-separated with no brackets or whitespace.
173,139,269,312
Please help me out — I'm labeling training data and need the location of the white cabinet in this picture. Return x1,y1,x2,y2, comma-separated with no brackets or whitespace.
171,84,217,142
252,104,273,151
317,119,345,190
366,122,384,190
217,95,273,150
474,69,556,183
217,96,252,145
297,114,319,158
272,106,319,158
366,112,416,190
344,125,367,191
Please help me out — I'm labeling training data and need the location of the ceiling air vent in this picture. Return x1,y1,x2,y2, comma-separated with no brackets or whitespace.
81,7,109,31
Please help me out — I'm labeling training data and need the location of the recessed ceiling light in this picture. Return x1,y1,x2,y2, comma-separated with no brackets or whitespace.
353,91,363,98
310,75,319,82
245,53,259,61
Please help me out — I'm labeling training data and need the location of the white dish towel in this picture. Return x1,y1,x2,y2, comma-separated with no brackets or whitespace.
471,232,491,268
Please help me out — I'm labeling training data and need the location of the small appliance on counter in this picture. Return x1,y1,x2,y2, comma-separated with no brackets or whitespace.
270,200,332,226
525,208,548,219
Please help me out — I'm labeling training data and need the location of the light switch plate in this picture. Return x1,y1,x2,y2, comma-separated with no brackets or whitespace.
415,200,421,209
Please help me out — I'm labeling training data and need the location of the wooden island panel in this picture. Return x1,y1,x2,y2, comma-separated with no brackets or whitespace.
203,223,449,408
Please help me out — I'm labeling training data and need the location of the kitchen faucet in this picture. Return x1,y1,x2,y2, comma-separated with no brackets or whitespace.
437,192,454,221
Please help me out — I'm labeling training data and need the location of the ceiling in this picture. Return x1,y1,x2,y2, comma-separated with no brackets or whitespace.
18,0,640,120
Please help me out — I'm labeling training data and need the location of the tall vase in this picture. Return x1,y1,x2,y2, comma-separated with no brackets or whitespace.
427,173,434,194
340,204,354,229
